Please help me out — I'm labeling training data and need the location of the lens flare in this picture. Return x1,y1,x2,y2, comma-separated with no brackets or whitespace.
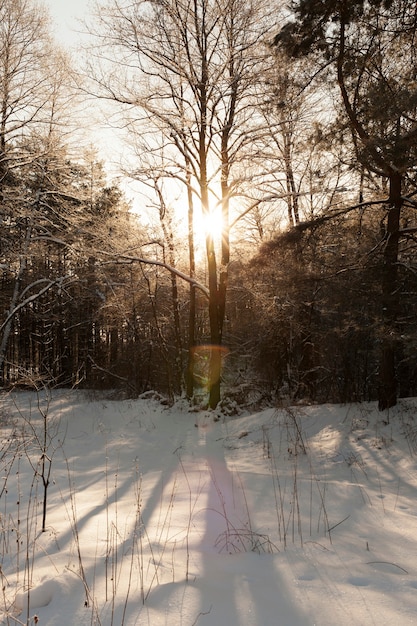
190,345,229,389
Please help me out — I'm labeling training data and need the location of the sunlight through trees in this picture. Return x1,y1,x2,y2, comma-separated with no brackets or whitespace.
0,0,416,409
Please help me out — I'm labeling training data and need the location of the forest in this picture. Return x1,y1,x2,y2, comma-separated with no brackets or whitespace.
1,0,417,411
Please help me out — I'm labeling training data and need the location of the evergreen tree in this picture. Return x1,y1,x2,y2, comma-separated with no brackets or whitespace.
275,0,417,409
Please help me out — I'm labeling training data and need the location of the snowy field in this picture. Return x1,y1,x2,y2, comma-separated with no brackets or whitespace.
0,390,417,625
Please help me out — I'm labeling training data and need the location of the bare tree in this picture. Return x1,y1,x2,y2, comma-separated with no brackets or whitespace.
88,0,282,406
0,0,55,189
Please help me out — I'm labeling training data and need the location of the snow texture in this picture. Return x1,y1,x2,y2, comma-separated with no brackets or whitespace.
0,390,416,625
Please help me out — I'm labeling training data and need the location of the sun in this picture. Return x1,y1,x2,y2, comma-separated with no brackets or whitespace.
198,206,223,241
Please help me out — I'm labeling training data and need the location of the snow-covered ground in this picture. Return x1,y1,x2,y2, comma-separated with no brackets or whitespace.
0,390,417,625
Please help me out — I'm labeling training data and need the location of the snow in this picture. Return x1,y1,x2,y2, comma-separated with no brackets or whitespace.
1,390,417,625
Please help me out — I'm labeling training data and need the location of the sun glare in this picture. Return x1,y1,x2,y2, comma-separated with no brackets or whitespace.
199,207,223,240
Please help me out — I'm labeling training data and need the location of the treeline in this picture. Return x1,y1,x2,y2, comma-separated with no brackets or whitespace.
4,182,417,407
1,0,417,408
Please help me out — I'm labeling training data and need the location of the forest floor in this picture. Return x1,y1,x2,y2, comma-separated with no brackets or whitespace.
0,389,416,625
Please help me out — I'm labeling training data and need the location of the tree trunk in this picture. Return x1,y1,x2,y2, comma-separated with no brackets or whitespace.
0,220,33,384
186,285,196,399
283,129,300,226
378,172,401,411
185,165,196,399
199,57,222,409
207,235,222,409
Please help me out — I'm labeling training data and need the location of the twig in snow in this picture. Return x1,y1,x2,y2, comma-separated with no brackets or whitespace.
328,515,350,534
191,605,212,625
366,561,408,574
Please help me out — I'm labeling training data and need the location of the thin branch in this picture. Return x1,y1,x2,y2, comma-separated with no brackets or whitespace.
101,251,209,298
0,276,71,333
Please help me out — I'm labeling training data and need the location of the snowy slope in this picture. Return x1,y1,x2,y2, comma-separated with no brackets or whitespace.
0,390,416,625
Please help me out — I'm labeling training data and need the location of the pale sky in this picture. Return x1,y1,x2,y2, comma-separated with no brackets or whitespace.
43,0,142,211
44,1,126,178
45,0,92,46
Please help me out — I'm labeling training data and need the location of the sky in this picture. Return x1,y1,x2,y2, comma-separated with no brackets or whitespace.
45,0,92,47
44,0,136,201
